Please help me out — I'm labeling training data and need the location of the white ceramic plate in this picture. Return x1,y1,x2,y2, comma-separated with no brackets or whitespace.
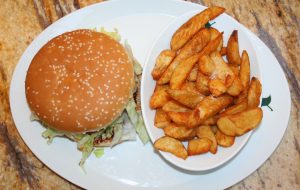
142,10,260,171
9,0,291,189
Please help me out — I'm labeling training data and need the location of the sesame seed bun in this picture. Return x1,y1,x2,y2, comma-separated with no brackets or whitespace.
25,29,135,133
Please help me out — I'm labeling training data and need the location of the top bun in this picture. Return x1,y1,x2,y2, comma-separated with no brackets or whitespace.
25,29,134,133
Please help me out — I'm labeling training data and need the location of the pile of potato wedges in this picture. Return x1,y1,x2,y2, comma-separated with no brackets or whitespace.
150,6,263,159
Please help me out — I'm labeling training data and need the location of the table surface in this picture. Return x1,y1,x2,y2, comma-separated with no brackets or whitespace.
0,0,299,189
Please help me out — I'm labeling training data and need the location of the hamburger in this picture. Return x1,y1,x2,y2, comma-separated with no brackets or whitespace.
25,29,148,166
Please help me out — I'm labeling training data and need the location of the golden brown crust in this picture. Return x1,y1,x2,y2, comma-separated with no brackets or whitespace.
25,29,134,133
170,6,225,51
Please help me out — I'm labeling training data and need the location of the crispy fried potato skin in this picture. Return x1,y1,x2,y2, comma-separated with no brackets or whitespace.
227,30,241,65
219,100,248,117
187,95,234,127
154,136,188,159
188,138,212,156
167,89,205,109
197,126,218,154
247,77,262,108
167,111,191,126
171,6,225,51
154,109,171,128
152,50,176,80
162,100,191,112
188,65,198,81
150,85,171,109
164,123,196,141
215,129,235,147
196,71,210,95
170,54,200,89
240,50,250,89
217,108,263,136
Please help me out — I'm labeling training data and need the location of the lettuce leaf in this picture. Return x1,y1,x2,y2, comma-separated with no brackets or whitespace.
93,148,104,158
125,99,149,144
136,111,149,144
77,134,96,169
124,40,142,75
120,113,136,142
99,27,121,42
30,113,39,121
42,128,64,144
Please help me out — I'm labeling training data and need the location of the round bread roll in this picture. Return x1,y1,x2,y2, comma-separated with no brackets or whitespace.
25,29,135,133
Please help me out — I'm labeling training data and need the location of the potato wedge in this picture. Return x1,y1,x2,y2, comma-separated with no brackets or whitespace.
149,85,170,109
199,32,224,58
227,30,240,65
196,71,210,95
208,78,227,96
188,65,198,81
199,55,215,76
170,6,225,51
240,50,250,89
167,89,205,109
227,76,244,96
181,82,198,94
219,100,248,117
158,28,211,85
170,54,200,89
177,28,211,62
202,116,218,126
208,52,235,96
154,109,171,128
235,88,248,104
211,125,218,134
188,138,212,156
220,47,227,56
151,50,176,80
154,136,188,159
208,27,223,51
164,123,196,141
187,95,234,127
229,65,240,76
247,77,262,108
167,111,191,125
197,126,218,154
209,52,235,86
208,27,221,40
162,100,191,112
215,129,235,147
217,108,263,136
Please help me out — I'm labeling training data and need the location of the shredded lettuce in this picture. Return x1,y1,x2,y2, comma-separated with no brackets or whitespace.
124,42,148,144
110,113,126,146
125,99,149,144
124,40,142,75
136,111,149,144
30,113,39,121
99,27,121,42
120,113,136,142
42,128,64,144
65,133,84,142
93,148,104,158
110,124,123,147
77,134,96,169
